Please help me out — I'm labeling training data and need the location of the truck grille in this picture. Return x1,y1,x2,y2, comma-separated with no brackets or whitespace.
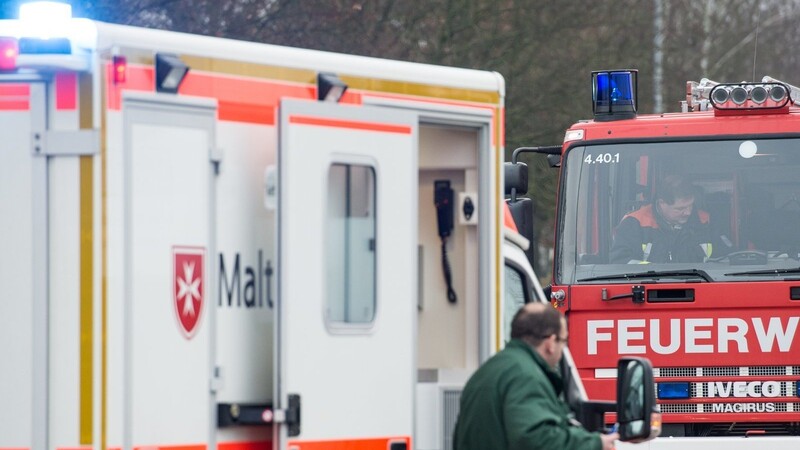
655,365,800,377
652,366,800,416
693,422,800,436
650,366,800,437
659,403,800,414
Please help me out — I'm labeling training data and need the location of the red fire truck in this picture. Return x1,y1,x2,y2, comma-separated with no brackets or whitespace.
509,70,800,445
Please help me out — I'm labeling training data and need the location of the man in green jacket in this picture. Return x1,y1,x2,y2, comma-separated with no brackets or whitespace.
453,302,619,450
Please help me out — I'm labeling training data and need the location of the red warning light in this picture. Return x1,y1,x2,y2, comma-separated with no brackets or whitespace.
0,37,19,71
113,55,127,84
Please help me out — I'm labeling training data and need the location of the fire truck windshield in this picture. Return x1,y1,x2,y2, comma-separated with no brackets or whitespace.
558,137,800,284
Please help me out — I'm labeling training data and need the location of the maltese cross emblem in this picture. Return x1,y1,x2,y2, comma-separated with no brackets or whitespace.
173,247,205,338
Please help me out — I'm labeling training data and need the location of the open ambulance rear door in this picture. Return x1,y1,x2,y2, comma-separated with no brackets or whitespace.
276,99,417,449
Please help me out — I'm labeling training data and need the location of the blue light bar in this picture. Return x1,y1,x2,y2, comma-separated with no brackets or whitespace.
18,37,71,54
657,382,690,400
592,69,638,121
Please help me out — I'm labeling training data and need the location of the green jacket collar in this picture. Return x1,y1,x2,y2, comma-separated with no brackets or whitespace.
507,338,565,395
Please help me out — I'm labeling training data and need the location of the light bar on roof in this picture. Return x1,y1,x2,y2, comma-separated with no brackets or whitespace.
709,82,789,111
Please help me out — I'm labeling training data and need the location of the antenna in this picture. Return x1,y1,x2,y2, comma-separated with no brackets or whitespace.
753,2,762,81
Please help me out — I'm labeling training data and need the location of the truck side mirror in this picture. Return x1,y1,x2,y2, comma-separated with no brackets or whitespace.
616,357,661,442
504,161,528,195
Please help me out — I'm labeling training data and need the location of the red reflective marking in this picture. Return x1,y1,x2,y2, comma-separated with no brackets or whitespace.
0,84,29,96
133,445,205,450
0,99,29,110
218,441,272,450
218,100,274,125
56,72,77,110
287,437,411,450
69,443,271,450
0,83,30,110
289,115,412,134
106,63,153,110
498,106,505,147
107,63,357,125
503,202,518,232
366,91,495,109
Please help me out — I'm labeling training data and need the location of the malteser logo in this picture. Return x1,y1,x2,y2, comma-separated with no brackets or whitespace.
173,247,205,338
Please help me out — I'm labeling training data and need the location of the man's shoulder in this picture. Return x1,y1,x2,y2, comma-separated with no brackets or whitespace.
622,204,657,228
475,342,538,373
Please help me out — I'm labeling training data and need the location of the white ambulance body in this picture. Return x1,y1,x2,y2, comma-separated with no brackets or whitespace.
0,4,521,450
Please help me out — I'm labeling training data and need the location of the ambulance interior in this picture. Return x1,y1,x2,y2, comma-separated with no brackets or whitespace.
415,123,486,448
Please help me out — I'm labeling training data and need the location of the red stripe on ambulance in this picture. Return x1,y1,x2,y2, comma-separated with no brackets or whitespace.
289,115,412,134
0,83,29,110
287,436,411,450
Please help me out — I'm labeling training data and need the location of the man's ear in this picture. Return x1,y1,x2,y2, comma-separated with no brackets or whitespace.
543,334,557,354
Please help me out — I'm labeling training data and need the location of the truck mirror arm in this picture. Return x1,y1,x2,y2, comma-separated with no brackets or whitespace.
575,400,616,433
511,145,562,164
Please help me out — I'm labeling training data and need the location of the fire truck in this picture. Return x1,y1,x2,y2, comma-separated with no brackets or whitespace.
0,3,658,450
509,69,800,447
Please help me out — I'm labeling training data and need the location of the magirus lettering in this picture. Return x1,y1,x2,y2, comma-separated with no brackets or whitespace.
587,317,799,355
711,403,776,413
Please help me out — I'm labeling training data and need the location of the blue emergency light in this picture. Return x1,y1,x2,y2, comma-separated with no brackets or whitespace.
592,70,638,121
657,382,690,400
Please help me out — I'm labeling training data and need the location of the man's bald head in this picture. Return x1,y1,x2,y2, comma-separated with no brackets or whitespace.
510,302,563,347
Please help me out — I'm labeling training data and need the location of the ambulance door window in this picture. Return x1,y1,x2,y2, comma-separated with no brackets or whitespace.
326,163,377,325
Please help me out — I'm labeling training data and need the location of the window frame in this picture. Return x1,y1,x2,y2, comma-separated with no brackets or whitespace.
324,158,380,334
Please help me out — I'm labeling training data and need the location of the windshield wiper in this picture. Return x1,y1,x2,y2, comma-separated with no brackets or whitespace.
578,269,712,283
725,267,800,277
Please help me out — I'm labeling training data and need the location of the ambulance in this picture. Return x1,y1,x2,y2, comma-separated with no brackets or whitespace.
0,3,655,450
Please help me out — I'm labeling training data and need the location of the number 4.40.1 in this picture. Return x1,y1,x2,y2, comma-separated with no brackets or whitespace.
584,153,620,164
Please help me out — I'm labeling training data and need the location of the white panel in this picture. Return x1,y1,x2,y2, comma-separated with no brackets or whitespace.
279,100,417,443
0,98,35,447
414,384,441,450
126,104,213,446
105,111,126,447
48,156,81,447
214,120,275,408
595,368,619,379
418,126,477,170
